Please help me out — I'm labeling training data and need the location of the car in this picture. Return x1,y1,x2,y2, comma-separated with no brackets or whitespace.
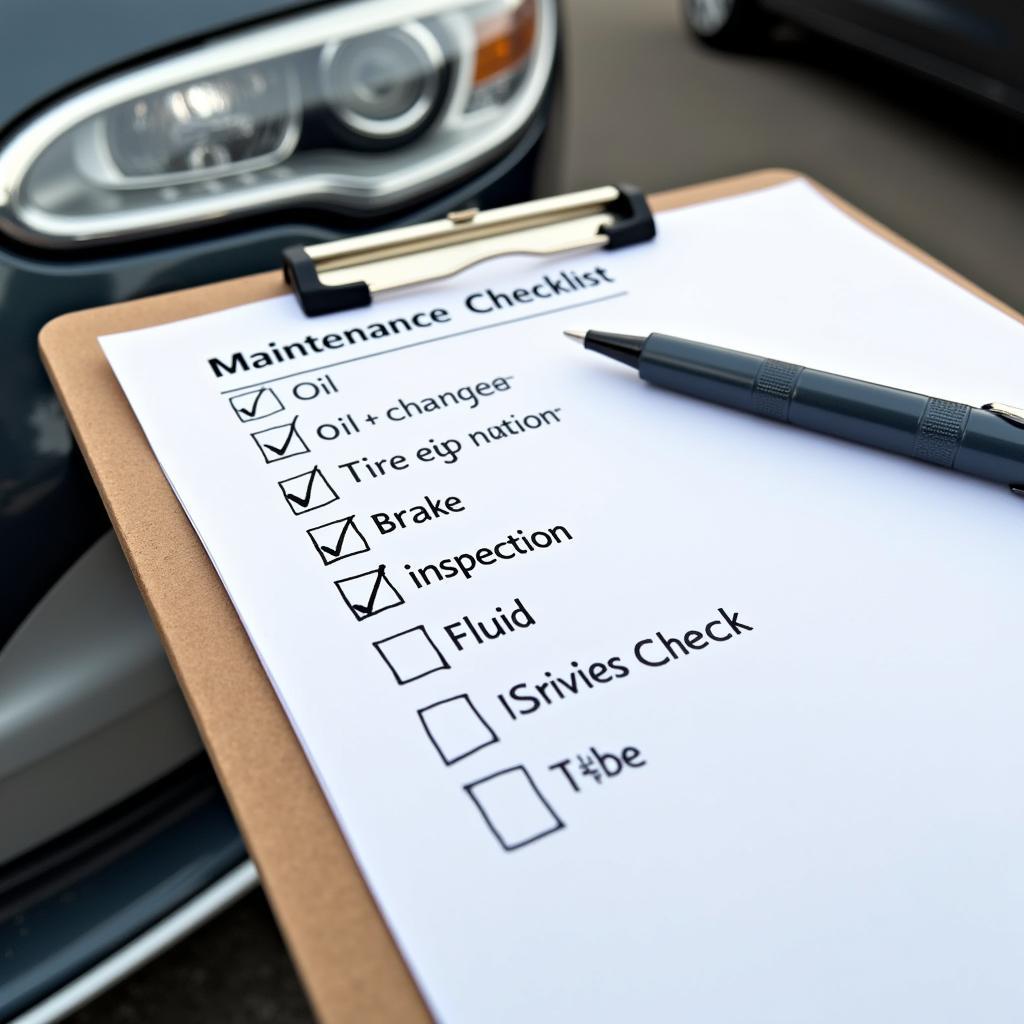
0,0,559,1019
683,0,1024,116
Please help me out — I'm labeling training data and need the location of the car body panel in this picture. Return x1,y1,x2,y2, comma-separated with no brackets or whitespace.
0,111,545,850
0,0,556,1013
0,763,247,1022
0,0,313,133
8,862,259,1024
0,532,203,863
0,218,337,649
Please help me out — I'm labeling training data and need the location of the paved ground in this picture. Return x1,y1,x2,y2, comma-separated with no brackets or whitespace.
68,1,1023,1021
554,0,1023,311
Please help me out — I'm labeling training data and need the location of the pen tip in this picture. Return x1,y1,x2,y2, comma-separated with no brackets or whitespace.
564,328,587,342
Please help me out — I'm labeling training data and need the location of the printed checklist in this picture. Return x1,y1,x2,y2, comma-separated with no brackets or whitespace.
99,180,1024,1024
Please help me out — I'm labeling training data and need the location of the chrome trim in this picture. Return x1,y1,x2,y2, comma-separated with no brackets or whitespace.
8,861,259,1024
0,0,556,247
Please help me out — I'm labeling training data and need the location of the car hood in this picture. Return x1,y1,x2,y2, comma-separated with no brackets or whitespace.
0,0,317,132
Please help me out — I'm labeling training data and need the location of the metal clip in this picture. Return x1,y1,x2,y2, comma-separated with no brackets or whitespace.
982,402,1024,428
980,404,1024,496
282,184,655,316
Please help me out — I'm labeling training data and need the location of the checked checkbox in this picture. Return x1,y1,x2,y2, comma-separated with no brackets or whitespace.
229,386,283,422
335,564,404,621
418,694,498,765
465,766,564,852
252,417,309,463
307,516,370,565
278,466,339,515
373,625,449,685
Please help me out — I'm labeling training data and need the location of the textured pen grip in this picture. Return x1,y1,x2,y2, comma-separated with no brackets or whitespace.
752,358,803,421
912,398,971,467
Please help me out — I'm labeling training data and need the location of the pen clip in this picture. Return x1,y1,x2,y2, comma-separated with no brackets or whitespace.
982,402,1024,429
980,404,1024,497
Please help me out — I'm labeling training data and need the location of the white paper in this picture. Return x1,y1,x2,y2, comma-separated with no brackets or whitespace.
101,181,1024,1023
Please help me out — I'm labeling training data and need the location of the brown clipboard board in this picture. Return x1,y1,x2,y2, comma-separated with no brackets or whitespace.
38,169,1024,1023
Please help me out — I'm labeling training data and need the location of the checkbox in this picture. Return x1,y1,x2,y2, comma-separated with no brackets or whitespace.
278,466,339,515
418,695,498,765
465,766,564,852
373,625,449,684
229,386,283,422
252,417,309,463
335,564,403,621
307,516,370,565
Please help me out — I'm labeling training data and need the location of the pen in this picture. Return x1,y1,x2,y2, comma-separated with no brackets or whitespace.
566,328,1024,495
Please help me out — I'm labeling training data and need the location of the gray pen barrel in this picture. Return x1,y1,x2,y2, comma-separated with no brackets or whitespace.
639,333,1024,488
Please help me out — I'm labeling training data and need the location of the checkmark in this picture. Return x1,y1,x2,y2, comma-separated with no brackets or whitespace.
307,516,370,565
335,564,404,621
321,518,351,556
352,567,385,616
252,417,309,463
278,466,339,515
288,474,316,507
230,386,283,422
238,392,264,418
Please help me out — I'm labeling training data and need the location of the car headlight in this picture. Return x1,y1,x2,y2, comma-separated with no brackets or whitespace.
0,0,555,248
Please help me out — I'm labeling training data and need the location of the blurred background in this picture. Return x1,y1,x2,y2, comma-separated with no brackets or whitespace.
2,0,1021,1019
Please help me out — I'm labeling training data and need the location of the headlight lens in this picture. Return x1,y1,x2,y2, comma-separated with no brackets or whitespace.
0,0,554,247
103,66,301,180
321,25,446,145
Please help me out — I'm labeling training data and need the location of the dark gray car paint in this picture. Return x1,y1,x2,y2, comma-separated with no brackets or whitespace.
0,0,314,132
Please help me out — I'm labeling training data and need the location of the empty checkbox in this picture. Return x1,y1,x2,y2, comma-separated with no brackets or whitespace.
418,695,498,765
373,626,449,684
465,766,564,851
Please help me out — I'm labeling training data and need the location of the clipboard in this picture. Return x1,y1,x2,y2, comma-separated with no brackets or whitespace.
38,169,1024,1024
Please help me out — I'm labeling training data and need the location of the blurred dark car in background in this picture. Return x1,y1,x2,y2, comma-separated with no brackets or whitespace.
0,0,558,1019
684,0,1024,116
